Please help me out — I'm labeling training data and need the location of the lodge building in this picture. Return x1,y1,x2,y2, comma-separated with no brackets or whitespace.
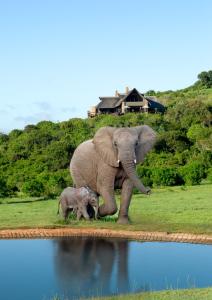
88,87,165,117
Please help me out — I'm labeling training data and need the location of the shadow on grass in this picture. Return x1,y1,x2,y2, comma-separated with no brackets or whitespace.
0,197,50,205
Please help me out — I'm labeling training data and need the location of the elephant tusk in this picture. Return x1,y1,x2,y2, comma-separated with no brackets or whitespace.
94,206,98,219
134,159,137,164
117,160,120,165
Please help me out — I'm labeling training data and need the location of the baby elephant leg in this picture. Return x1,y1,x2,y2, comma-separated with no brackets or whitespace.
81,205,90,220
76,209,82,221
76,208,89,220
62,208,69,220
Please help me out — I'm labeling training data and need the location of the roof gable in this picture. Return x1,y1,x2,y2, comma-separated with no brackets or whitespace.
114,88,144,107
123,88,144,101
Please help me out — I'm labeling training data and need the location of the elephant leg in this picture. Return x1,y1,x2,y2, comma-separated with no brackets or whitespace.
117,178,134,224
81,206,90,220
63,208,69,220
99,188,117,217
77,210,82,221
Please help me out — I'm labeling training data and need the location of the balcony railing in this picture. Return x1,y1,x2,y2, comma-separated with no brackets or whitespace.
125,101,144,106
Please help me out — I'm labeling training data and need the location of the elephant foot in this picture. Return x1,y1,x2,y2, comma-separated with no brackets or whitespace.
145,187,151,195
117,216,130,224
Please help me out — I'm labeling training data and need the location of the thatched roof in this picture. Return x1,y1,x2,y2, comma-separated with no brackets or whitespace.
97,97,120,109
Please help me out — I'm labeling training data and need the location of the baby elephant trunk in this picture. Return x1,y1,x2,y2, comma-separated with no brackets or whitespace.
89,198,99,219
86,187,99,219
93,203,99,219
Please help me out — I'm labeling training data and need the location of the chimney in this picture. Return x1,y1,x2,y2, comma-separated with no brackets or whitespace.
125,86,129,94
115,90,119,97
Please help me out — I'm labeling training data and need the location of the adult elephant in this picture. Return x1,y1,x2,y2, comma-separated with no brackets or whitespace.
70,125,156,224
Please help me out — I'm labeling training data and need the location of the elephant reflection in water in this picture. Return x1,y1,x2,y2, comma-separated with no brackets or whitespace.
53,237,129,298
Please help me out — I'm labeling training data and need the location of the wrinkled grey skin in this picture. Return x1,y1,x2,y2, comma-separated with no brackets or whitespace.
57,187,99,220
70,125,156,224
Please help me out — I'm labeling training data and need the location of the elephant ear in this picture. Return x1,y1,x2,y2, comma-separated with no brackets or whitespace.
135,125,157,163
93,127,118,167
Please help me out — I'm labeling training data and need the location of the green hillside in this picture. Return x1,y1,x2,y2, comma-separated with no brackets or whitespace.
149,70,212,107
157,86,212,107
0,71,211,198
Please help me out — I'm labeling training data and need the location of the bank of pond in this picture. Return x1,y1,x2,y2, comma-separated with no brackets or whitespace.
0,237,212,300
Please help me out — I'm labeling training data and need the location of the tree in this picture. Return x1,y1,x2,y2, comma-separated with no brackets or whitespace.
145,90,156,96
197,70,212,88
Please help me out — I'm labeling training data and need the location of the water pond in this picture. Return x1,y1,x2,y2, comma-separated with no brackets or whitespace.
0,237,212,300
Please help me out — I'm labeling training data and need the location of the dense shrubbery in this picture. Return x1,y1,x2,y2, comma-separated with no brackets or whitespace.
137,166,183,187
151,167,182,187
197,70,212,88
207,168,212,183
179,162,206,185
0,176,10,197
22,179,45,197
0,73,211,197
136,166,153,187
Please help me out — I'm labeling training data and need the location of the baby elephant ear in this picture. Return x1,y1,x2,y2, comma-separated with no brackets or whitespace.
135,125,157,163
93,127,118,167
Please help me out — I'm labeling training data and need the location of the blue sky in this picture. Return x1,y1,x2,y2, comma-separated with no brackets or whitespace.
0,0,212,132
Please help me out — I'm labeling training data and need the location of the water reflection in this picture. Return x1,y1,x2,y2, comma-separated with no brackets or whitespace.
0,238,212,300
54,237,131,298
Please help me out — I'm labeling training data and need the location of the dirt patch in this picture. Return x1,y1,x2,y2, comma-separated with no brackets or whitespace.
0,228,212,244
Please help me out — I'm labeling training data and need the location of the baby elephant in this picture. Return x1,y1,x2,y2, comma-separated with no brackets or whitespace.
57,186,99,220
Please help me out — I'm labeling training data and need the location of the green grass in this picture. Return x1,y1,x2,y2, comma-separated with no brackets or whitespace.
88,288,212,300
0,184,212,234
1,186,212,299
51,288,212,300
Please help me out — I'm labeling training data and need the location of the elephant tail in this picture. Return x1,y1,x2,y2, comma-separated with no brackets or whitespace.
57,197,61,215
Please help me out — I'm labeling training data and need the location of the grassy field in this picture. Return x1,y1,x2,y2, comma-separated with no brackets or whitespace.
89,288,212,300
0,184,212,234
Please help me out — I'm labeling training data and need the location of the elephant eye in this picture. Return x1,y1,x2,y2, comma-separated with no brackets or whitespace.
113,141,118,147
135,141,138,147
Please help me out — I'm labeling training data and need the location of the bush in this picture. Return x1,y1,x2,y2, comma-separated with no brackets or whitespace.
179,162,205,185
136,166,153,187
37,170,72,198
43,175,66,198
22,179,45,197
0,177,10,197
137,165,183,187
151,167,182,187
207,168,212,183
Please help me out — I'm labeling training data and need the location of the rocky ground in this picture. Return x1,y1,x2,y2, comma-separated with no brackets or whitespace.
0,227,212,244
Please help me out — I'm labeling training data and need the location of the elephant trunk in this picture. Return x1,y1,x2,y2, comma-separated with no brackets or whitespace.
121,158,149,194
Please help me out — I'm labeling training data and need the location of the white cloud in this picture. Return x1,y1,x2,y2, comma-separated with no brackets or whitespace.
61,106,77,113
33,101,52,111
1,100,80,133
14,112,54,125
0,109,8,114
6,104,15,110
